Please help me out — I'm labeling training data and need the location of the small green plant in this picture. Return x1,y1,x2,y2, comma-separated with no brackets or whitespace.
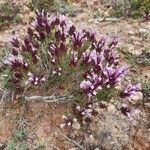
0,0,22,27
6,116,29,150
6,129,28,150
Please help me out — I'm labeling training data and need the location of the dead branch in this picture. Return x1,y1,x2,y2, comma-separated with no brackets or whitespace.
25,95,74,103
58,130,86,150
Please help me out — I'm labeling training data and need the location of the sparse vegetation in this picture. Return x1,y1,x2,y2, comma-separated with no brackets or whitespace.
6,117,28,150
0,0,22,28
142,76,150,102
28,0,76,16
118,47,150,67
110,0,150,19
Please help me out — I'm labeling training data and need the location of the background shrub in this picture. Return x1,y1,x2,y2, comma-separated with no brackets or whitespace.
0,0,22,27
110,0,150,18
28,0,76,16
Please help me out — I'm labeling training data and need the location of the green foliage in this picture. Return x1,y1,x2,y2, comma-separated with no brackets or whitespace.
28,0,76,16
1,68,12,90
6,116,29,150
111,0,150,18
0,45,12,90
142,76,150,102
111,3,124,18
6,130,28,150
29,0,57,12
0,0,22,26
96,88,118,101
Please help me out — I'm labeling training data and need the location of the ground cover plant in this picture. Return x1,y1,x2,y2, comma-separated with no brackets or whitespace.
1,10,142,129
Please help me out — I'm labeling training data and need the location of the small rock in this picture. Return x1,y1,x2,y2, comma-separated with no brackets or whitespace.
128,45,135,51
97,18,105,22
72,121,81,130
139,28,150,38
131,92,143,101
105,17,120,22
128,30,135,35
108,104,116,113
144,103,150,109
131,50,142,56
68,148,78,150
88,19,100,24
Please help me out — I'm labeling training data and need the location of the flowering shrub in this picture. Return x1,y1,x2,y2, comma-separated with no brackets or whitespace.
2,10,142,127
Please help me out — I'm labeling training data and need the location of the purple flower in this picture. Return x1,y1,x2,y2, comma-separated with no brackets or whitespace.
11,48,18,56
80,71,102,97
49,43,59,57
27,27,34,37
22,37,37,55
70,51,78,66
60,115,76,128
104,48,119,65
52,67,62,76
68,25,76,35
10,37,20,48
121,104,140,119
108,36,118,48
12,72,22,85
143,12,150,21
120,83,141,98
83,49,92,64
4,54,28,70
90,50,104,70
55,27,67,42
73,102,98,123
72,31,85,48
85,30,97,42
103,65,128,86
26,72,46,86
83,50,104,70
94,37,106,52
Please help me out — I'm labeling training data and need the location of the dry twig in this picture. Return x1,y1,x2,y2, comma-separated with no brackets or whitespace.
25,95,74,103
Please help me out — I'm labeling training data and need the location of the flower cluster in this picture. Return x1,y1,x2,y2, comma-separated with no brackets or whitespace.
2,10,142,124
60,102,98,128
120,83,141,99
120,104,140,120
4,54,28,70
80,71,102,97
26,72,46,86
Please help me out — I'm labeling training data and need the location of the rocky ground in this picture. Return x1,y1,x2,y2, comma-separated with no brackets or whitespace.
0,0,150,150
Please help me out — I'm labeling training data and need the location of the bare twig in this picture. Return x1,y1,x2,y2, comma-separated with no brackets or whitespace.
50,144,60,150
0,90,11,102
25,94,74,103
58,130,86,150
